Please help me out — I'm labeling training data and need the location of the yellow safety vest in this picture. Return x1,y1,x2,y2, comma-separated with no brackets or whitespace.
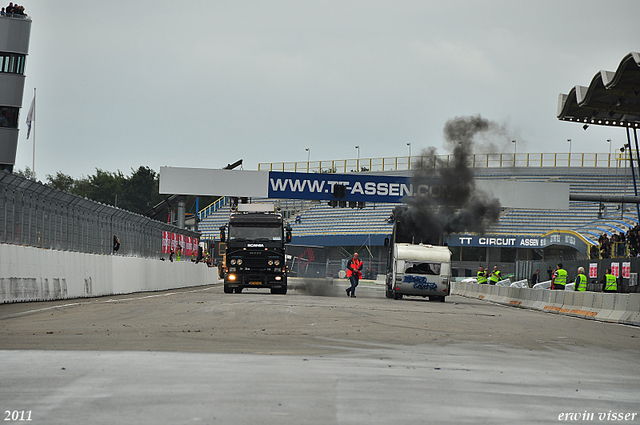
604,274,617,291
554,269,567,286
477,271,488,284
574,274,587,292
489,270,501,283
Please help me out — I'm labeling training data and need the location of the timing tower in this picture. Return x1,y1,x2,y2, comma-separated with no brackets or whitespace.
0,12,31,172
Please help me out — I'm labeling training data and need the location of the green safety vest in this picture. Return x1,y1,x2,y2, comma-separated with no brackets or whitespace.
574,274,587,292
489,270,501,283
604,274,617,291
554,269,567,286
477,271,488,284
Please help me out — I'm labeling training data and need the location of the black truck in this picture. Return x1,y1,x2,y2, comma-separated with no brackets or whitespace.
220,204,291,294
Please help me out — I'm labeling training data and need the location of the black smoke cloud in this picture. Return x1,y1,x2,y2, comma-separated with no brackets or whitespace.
393,115,502,245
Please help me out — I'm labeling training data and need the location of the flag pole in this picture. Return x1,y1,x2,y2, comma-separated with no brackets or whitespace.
31,88,36,175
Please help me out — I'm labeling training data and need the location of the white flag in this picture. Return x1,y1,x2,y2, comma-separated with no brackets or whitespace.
26,95,34,139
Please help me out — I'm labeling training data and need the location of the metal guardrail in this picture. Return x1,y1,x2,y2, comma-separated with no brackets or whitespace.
0,171,199,258
259,152,632,173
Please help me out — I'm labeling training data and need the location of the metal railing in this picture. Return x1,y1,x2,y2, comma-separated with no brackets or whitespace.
258,152,632,173
0,171,199,258
198,196,229,221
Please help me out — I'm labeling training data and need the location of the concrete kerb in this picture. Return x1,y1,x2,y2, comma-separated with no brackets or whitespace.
542,290,566,315
621,294,640,326
530,288,549,311
596,293,619,323
453,280,640,327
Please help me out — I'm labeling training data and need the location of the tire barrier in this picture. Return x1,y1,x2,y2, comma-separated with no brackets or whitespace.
451,281,640,327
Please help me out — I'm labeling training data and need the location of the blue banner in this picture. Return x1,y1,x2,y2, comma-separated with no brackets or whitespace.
267,171,414,203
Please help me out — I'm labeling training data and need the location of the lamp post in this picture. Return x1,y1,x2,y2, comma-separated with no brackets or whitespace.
607,139,612,173
355,145,360,171
567,139,572,166
512,140,516,167
305,148,310,172
407,143,411,170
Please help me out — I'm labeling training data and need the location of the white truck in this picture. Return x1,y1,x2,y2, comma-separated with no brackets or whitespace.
385,242,452,302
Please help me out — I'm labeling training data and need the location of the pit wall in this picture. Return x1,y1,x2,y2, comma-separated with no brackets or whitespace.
451,281,640,327
0,244,219,303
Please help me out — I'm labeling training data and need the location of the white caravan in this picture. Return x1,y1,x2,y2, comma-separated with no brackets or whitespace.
385,243,452,302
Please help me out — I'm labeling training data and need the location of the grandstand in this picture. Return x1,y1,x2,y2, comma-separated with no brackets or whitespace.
197,153,638,275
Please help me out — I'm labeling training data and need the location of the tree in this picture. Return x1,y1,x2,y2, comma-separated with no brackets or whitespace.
46,171,75,192
14,166,36,181
74,169,125,206
119,166,162,215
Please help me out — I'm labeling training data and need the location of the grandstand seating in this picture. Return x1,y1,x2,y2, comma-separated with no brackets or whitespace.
197,166,639,249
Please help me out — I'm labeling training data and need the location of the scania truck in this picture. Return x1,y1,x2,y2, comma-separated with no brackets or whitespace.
220,203,291,294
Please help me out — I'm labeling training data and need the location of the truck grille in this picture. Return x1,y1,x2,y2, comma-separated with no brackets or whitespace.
243,257,266,268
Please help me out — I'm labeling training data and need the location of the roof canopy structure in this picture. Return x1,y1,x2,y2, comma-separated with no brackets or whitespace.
557,52,640,128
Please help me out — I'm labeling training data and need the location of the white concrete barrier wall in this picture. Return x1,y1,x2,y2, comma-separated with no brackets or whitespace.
0,244,219,303
451,281,640,327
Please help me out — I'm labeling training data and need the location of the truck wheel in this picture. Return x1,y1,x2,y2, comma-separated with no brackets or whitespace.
234,288,243,294
393,292,403,300
385,286,394,299
223,284,233,294
271,286,287,295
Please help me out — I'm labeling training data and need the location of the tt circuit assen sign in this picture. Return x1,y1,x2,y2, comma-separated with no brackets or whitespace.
447,231,590,255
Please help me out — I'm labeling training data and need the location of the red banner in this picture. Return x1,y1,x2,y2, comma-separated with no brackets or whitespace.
611,262,620,278
161,232,199,256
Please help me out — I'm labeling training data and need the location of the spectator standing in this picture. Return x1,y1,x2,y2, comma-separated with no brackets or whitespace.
113,235,120,254
530,269,541,288
345,252,363,298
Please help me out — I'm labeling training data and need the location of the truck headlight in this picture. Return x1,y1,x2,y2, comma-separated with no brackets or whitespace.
268,260,273,266
274,260,280,266
237,259,243,265
230,259,236,265
227,274,236,281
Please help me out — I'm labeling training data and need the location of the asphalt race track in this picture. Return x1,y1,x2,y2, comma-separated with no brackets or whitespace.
1,279,639,424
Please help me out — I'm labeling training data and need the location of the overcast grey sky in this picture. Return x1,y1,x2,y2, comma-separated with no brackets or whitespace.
14,0,640,179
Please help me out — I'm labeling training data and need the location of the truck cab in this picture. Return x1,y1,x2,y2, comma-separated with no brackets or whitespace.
221,204,291,294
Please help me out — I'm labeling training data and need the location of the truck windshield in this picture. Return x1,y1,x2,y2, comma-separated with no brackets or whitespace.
404,262,441,275
229,225,282,241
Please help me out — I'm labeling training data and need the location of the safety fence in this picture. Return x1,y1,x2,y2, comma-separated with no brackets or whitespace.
258,152,632,173
452,281,640,327
0,171,199,258
287,258,386,280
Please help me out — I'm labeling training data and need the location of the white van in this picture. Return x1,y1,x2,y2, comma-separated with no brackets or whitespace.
385,243,452,302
